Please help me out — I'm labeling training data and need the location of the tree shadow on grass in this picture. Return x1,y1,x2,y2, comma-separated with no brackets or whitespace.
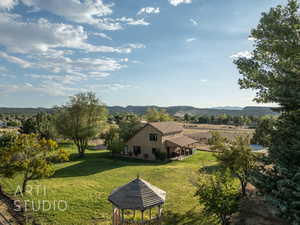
52,151,165,178
163,208,218,225
58,142,74,148
199,164,221,174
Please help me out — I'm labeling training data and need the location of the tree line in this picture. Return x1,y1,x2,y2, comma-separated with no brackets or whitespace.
184,113,277,127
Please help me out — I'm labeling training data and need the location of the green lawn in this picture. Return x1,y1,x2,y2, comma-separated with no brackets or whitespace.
2,144,219,225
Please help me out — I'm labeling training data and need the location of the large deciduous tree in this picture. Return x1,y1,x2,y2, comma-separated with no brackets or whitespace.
12,134,57,194
35,112,57,140
195,170,240,225
0,132,18,192
118,114,142,142
214,136,257,197
234,1,300,223
145,108,173,122
55,92,107,158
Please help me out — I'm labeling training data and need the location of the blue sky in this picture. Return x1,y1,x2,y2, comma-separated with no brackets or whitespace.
0,0,284,108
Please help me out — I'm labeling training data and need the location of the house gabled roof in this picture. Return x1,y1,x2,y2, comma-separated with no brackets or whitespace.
165,135,198,148
126,122,183,144
108,178,166,210
149,122,183,135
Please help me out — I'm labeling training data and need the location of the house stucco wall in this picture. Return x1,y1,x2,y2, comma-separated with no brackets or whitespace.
126,125,163,160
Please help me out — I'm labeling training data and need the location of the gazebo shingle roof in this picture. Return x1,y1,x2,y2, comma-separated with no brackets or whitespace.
108,178,166,210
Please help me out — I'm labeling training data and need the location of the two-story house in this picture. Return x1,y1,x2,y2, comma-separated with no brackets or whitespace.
125,122,198,161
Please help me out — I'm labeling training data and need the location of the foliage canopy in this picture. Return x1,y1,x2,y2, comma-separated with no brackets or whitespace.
55,92,107,157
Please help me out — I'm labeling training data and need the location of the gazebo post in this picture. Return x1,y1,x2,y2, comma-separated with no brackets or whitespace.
149,207,152,220
118,209,120,225
112,206,114,225
121,209,124,224
141,210,144,225
158,205,161,225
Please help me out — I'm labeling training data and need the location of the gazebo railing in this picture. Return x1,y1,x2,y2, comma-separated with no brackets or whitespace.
122,217,161,225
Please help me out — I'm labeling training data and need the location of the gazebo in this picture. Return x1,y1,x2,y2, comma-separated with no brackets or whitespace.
108,177,166,225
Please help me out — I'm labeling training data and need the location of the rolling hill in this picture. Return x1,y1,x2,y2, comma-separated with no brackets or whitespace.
0,106,278,117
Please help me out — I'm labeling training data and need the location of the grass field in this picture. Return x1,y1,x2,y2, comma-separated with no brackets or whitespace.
1,144,219,225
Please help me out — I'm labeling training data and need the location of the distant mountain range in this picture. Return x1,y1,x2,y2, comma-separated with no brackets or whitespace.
107,106,277,117
212,106,244,110
0,106,278,117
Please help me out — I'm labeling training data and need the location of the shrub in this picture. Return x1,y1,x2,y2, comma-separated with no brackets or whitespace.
0,131,17,148
195,170,240,225
56,149,71,162
109,138,124,154
154,151,167,161
6,121,19,127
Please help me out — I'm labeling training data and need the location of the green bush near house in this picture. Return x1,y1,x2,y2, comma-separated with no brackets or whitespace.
154,150,167,161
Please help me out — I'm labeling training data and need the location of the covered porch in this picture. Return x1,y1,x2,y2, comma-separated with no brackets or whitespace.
165,136,198,160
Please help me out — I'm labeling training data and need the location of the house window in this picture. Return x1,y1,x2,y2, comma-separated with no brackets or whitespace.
149,133,158,141
124,145,128,155
133,146,141,156
152,148,157,154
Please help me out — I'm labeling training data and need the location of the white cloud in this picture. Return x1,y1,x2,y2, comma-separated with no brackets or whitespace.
0,14,143,54
92,32,112,40
169,0,192,7
126,43,146,49
248,37,257,41
0,81,132,97
4,0,149,30
231,51,252,59
116,17,150,26
128,19,150,26
0,66,8,72
34,81,86,96
0,4,148,97
0,0,18,10
88,83,133,92
75,58,124,72
24,82,33,87
186,38,196,42
27,74,85,85
19,0,117,30
25,56,126,84
137,7,160,15
0,51,32,68
190,18,198,26
0,84,19,95
87,72,110,78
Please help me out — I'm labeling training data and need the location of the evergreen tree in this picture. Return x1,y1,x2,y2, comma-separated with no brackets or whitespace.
234,1,300,223
251,115,276,147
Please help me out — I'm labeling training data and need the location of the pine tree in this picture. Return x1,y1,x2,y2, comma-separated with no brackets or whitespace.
234,1,300,224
